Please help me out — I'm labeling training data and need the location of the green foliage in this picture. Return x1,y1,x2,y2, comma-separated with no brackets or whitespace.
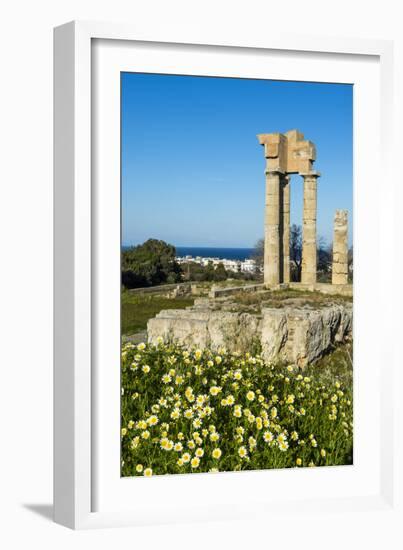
182,261,260,283
121,291,194,335
204,261,216,282
122,239,182,288
213,262,227,282
121,342,353,477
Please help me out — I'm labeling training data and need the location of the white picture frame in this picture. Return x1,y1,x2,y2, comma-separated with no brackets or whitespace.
54,20,399,531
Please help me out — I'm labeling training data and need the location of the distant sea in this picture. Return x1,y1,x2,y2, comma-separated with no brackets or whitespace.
122,245,254,261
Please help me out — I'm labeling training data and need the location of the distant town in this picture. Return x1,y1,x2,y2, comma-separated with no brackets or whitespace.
175,254,260,274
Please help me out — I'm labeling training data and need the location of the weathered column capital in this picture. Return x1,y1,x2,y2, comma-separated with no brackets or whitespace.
300,171,321,179
265,169,286,176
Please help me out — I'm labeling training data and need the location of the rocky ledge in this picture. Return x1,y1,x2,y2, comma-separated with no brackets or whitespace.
147,299,352,368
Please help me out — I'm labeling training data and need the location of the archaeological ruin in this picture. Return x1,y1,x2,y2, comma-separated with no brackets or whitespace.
257,129,350,290
144,129,353,366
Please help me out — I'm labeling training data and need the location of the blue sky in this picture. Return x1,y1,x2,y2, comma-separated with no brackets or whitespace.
121,73,352,248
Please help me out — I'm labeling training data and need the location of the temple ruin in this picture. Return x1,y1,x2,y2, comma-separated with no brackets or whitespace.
257,130,319,286
144,129,353,365
257,129,350,288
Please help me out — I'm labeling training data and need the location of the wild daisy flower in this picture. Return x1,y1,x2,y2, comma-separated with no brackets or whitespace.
238,446,248,458
147,415,158,426
170,408,181,420
246,390,255,401
212,448,222,459
277,433,287,444
196,395,205,406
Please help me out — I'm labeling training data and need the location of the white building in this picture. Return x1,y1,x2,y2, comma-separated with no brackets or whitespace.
176,255,259,274
240,259,257,273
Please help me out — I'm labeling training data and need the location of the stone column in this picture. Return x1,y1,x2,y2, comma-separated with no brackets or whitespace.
264,170,281,286
301,172,319,284
282,175,291,283
332,209,349,285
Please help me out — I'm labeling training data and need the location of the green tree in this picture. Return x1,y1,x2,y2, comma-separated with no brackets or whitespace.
214,262,228,282
122,239,182,288
204,261,216,282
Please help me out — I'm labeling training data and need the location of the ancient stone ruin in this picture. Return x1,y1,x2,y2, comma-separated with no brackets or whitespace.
257,129,319,285
332,209,349,285
257,129,350,288
148,297,352,368
146,129,353,366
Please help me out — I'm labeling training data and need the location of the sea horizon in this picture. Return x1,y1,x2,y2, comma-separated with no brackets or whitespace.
122,245,255,261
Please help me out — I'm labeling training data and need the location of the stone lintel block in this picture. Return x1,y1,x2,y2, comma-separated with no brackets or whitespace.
266,156,287,173
284,129,305,142
257,132,282,146
259,131,319,175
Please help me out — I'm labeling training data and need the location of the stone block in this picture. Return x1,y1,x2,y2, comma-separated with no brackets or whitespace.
147,300,353,369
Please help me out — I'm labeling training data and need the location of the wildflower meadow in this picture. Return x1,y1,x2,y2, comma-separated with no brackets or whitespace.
121,340,353,477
